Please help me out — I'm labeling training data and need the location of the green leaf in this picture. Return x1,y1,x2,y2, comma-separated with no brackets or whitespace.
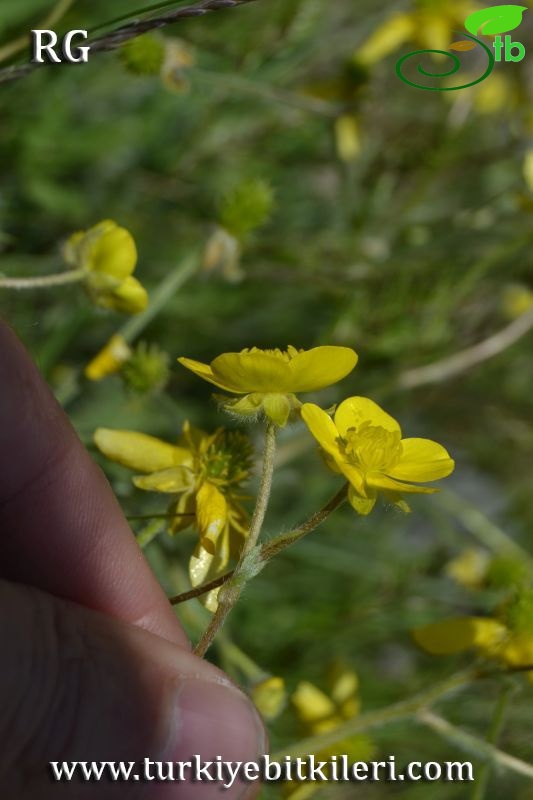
465,5,527,36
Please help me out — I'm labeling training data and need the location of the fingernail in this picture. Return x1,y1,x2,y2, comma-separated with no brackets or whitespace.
154,678,266,799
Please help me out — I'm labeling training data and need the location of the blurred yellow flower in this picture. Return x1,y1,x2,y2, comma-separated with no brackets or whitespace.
84,334,132,381
178,346,358,427
64,220,148,314
502,284,533,320
444,547,490,589
287,665,374,797
415,589,533,681
94,422,252,611
413,614,533,681
355,1,478,66
525,150,533,192
251,676,287,721
335,115,362,163
302,396,454,515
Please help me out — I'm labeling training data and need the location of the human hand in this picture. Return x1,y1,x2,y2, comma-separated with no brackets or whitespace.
0,320,265,799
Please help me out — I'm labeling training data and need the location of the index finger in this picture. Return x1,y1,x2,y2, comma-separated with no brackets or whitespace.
0,320,188,647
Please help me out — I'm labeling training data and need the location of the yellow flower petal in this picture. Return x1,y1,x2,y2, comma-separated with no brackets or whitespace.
94,428,192,473
292,681,337,724
251,677,287,721
366,472,438,494
177,357,238,392
287,346,358,392
301,403,341,461
262,393,292,427
211,351,293,392
84,334,132,381
106,276,149,314
334,396,401,438
390,438,455,482
196,481,228,553
348,485,376,515
413,617,507,655
356,13,416,66
133,466,194,493
500,633,533,668
89,222,137,279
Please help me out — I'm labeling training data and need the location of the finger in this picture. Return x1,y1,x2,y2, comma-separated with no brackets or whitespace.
0,580,265,799
0,320,186,645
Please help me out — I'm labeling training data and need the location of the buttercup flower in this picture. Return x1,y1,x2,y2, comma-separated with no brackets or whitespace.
287,665,374,798
64,220,148,314
301,396,454,514
178,346,358,427
413,590,533,681
94,422,252,611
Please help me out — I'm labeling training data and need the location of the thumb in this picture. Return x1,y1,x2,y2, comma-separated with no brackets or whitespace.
1,580,266,799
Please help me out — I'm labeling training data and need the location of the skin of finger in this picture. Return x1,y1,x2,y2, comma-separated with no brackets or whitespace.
0,320,187,646
0,580,266,799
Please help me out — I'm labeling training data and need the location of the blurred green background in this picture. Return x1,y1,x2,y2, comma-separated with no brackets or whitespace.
1,0,533,797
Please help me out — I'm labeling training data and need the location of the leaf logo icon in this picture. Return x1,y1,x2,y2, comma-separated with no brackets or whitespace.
465,5,527,36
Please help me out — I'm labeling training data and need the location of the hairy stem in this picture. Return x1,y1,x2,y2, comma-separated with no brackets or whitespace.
169,482,348,606
194,422,276,657
0,269,85,290
420,709,533,780
470,684,514,800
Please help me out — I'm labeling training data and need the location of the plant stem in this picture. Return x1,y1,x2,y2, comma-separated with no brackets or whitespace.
274,669,478,760
194,422,277,657
470,684,514,800
56,253,197,407
0,268,85,290
419,709,533,780
0,0,260,86
169,483,348,606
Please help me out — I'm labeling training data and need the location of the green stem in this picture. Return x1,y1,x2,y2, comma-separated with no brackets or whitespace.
56,254,197,407
273,668,477,760
438,490,533,568
419,709,533,780
194,422,277,657
190,68,342,118
470,684,514,800
0,268,85,290
87,0,191,35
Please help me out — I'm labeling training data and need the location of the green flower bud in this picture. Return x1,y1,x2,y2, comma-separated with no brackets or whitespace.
121,341,170,394
219,178,275,239
120,34,165,76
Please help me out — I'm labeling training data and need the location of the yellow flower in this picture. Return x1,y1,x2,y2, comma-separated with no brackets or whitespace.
94,422,252,611
250,676,287,721
444,547,490,590
355,1,478,66
178,346,358,427
335,115,362,163
84,334,132,381
502,284,533,320
414,591,533,681
64,220,148,314
287,665,374,797
301,396,454,514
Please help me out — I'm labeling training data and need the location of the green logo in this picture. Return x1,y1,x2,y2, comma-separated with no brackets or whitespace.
396,4,528,91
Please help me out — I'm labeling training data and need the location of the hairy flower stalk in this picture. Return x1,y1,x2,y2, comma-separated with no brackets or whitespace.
194,422,277,657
